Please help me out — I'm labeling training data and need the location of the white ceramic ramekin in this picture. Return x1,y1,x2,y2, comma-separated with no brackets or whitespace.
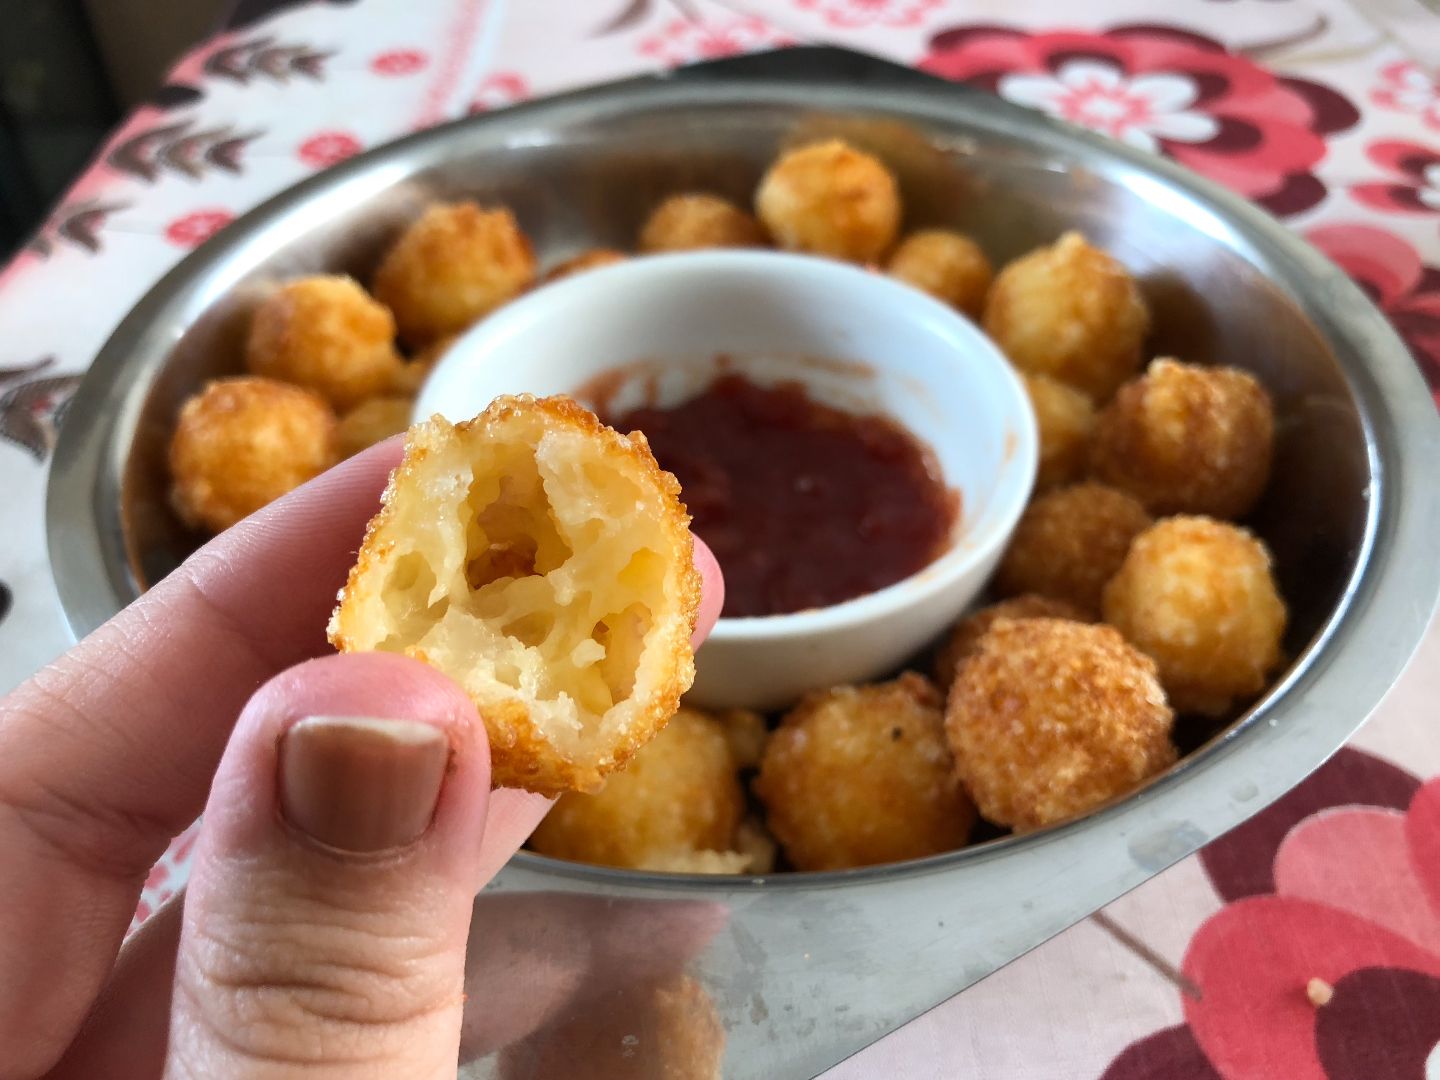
416,250,1036,709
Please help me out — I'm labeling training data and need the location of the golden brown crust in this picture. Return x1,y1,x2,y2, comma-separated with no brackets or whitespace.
995,482,1153,616
372,202,535,346
169,376,338,533
754,139,901,263
886,229,993,317
933,595,1090,691
754,673,975,870
389,334,453,396
1088,358,1275,518
983,232,1150,401
1102,515,1287,715
542,248,629,282
946,618,1176,831
528,708,746,870
1023,372,1096,493
638,194,766,253
245,275,403,411
329,394,700,795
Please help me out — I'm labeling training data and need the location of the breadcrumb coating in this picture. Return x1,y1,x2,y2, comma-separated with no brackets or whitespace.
995,482,1153,615
755,673,975,870
1088,358,1275,518
983,231,1150,401
1102,515,1286,715
947,618,1176,831
169,376,337,533
755,139,901,263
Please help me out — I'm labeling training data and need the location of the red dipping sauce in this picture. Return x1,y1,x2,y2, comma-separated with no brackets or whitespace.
606,374,957,618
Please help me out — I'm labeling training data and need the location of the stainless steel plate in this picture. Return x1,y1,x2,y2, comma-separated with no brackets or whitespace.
46,48,1440,1077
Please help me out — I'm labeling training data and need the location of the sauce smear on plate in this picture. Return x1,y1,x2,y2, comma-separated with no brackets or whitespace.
607,374,956,618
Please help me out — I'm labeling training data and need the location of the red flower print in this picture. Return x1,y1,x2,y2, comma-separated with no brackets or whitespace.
638,17,794,67
469,72,529,114
165,209,233,248
1306,223,1440,407
1371,59,1440,132
1104,750,1440,1080
371,49,428,77
792,0,942,30
1352,140,1440,216
297,130,362,169
920,24,1359,217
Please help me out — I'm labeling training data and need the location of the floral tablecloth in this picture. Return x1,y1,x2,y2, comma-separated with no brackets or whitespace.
3,1,1439,1076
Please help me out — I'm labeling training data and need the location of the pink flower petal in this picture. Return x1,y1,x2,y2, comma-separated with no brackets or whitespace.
1184,896,1440,1080
1305,223,1424,304
1405,779,1440,920
1274,807,1440,956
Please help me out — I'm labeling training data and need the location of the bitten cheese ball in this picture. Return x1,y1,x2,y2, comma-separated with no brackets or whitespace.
983,232,1150,401
933,595,1089,692
947,618,1176,831
754,139,901,263
1102,516,1287,716
1024,372,1096,492
543,248,628,282
754,674,976,871
886,229,993,317
244,275,403,411
329,395,701,794
1088,358,1275,519
372,202,535,346
169,376,338,533
528,708,747,872
995,482,1153,616
639,194,765,253
336,396,413,458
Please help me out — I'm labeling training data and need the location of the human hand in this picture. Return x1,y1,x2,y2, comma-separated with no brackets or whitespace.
0,440,723,1079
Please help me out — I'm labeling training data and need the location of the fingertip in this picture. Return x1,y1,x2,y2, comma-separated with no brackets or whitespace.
692,535,725,647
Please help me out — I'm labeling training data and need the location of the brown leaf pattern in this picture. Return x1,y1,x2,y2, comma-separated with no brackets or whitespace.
203,37,334,85
0,359,82,461
108,120,260,183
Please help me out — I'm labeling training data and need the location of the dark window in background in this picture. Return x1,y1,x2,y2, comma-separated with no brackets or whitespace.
0,0,238,258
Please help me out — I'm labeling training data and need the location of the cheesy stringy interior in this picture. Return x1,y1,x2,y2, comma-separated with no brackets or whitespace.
331,398,697,792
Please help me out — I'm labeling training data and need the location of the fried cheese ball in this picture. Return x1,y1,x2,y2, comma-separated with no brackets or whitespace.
336,396,413,458
1024,372,1097,492
1089,358,1276,519
372,202,535,346
754,673,975,871
947,618,1176,831
639,194,766,253
995,482,1152,616
543,248,628,282
528,708,746,871
169,376,338,533
886,229,993,317
754,139,901,263
716,707,768,770
983,232,1150,401
244,275,402,411
390,334,454,396
500,974,724,1080
933,594,1089,692
329,395,701,794
1103,516,1287,716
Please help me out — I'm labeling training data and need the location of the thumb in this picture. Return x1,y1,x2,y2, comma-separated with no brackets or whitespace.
166,652,493,1079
